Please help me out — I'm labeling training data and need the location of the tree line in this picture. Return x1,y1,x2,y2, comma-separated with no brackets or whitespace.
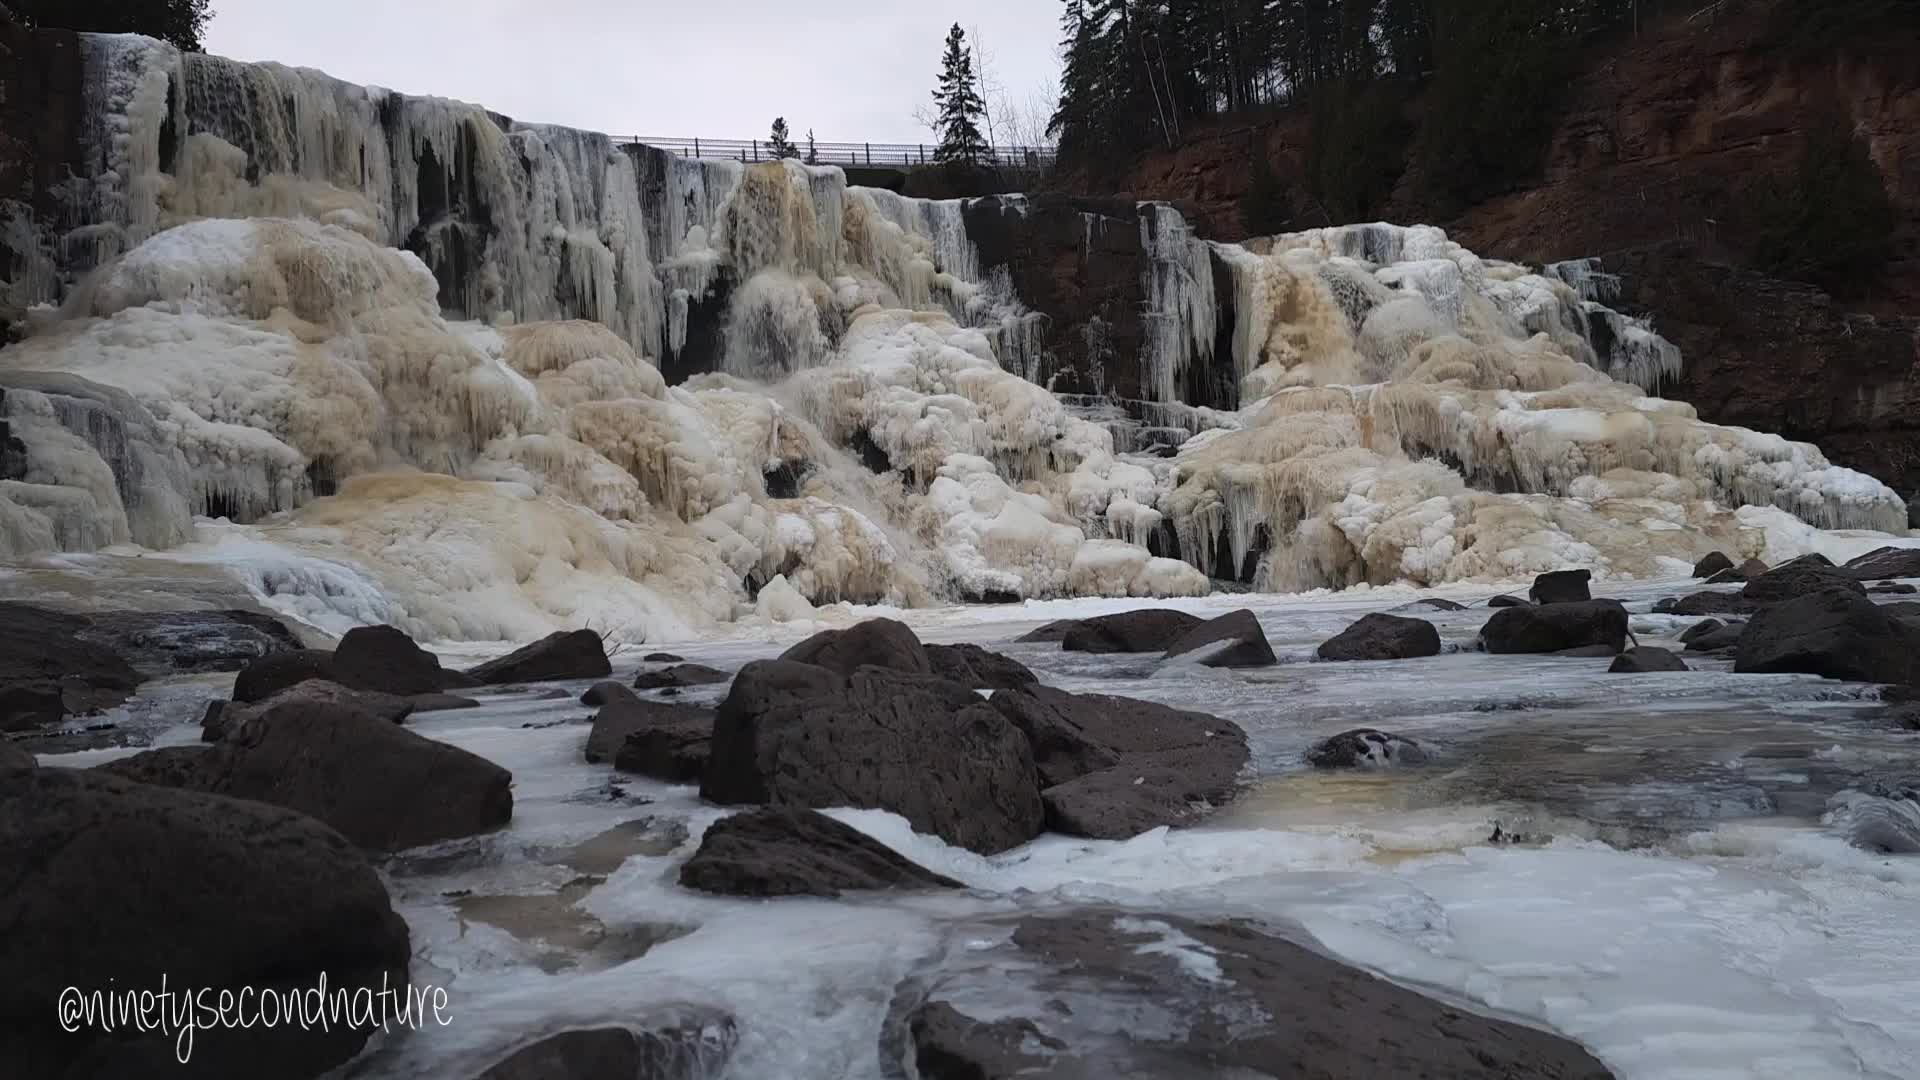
1049,0,1689,207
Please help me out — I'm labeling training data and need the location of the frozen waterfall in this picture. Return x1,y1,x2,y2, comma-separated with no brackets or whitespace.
0,32,1907,643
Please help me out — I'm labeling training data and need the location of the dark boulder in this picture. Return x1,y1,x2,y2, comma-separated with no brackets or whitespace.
72,609,302,675
1678,619,1726,645
1842,546,1920,581
1398,597,1468,612
1683,622,1748,653
633,663,730,690
96,746,214,788
702,663,1043,854
232,648,339,703
582,681,638,707
0,770,410,1080
989,684,1248,839
1482,600,1628,655
587,697,711,768
614,711,714,785
1609,647,1690,673
1529,569,1593,605
1013,619,1081,643
778,618,930,677
1655,591,1764,616
924,643,1037,689
1707,558,1770,584
0,602,142,732
1487,594,1529,608
332,624,457,695
1743,560,1865,604
678,808,962,897
410,692,481,713
1316,613,1441,662
898,909,1615,1080
1871,582,1919,595
204,679,414,741
471,1014,737,1080
0,740,33,771
467,630,611,685
1161,608,1276,668
1020,609,1203,653
642,652,684,663
110,698,513,851
1692,552,1736,578
1305,729,1428,768
1736,587,1920,684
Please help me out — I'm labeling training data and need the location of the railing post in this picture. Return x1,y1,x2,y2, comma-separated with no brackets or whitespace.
693,137,700,158
752,140,760,163
919,144,924,165
864,142,871,165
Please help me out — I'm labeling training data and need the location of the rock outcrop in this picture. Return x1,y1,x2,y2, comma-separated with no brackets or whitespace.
678,808,962,897
1735,587,1920,684
467,630,611,685
1316,613,1441,662
0,769,411,1080
1161,608,1277,668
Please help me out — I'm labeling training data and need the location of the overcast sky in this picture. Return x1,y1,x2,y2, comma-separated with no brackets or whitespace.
204,0,1063,145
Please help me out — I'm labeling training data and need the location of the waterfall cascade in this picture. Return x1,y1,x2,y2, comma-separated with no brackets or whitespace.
0,33,1905,641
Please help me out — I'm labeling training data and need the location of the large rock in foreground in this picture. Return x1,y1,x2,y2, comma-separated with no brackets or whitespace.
467,630,611,685
896,909,1614,1080
103,698,513,851
679,808,962,897
1316,613,1441,662
472,1015,737,1080
1161,608,1276,668
0,603,142,732
1735,587,1920,684
701,662,1043,854
0,770,410,1080
1482,600,1628,655
989,684,1248,839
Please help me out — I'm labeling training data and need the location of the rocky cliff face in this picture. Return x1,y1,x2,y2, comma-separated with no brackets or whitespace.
1051,5,1920,495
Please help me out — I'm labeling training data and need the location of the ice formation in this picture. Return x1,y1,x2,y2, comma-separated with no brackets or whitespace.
0,33,1907,641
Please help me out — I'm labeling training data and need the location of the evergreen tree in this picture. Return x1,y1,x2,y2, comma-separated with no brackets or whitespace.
931,24,990,166
11,0,214,52
768,117,799,160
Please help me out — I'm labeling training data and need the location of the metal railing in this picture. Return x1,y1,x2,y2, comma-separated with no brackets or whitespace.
626,136,1057,170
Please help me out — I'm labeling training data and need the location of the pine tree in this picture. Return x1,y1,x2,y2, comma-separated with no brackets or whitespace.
768,117,799,160
931,24,990,166
12,0,214,51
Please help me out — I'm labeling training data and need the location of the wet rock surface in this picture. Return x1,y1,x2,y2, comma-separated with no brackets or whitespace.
0,769,410,1080
896,909,1614,1080
1317,612,1442,662
1736,587,1920,684
472,1014,737,1080
1021,609,1204,653
102,697,513,850
924,643,1038,689
467,630,612,685
1161,608,1277,668
678,808,962,897
1482,600,1628,655
0,602,142,732
702,660,1044,854
1530,569,1594,605
1609,647,1690,674
633,663,730,690
1306,728,1428,768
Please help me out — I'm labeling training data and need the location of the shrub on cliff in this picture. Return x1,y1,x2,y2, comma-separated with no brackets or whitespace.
10,0,212,52
1742,125,1896,295
1413,0,1573,210
1242,149,1296,237
1308,80,1413,224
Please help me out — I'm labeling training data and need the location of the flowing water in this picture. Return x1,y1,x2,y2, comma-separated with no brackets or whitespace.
31,579,1920,1079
